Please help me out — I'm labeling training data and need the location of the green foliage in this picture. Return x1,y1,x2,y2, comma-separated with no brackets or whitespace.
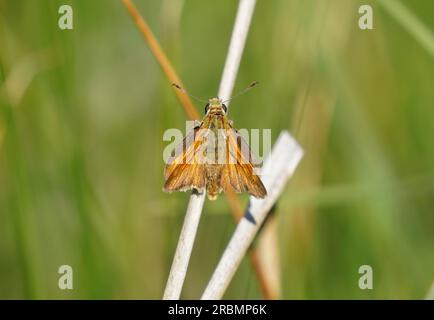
0,0,433,299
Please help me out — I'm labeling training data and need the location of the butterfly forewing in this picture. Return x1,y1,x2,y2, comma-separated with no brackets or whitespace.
223,123,267,198
164,125,207,193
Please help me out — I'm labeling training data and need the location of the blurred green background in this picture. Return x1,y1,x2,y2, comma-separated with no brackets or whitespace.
0,0,433,299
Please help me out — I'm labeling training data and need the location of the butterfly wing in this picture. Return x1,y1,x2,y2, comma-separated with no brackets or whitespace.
164,125,207,193
222,123,267,198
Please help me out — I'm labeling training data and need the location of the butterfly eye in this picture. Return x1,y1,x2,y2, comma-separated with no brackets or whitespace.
204,103,210,114
222,104,227,113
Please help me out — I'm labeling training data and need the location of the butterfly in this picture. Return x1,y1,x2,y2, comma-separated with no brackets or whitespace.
163,82,267,201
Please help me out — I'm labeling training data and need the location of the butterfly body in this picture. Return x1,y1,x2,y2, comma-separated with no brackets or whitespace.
164,97,267,200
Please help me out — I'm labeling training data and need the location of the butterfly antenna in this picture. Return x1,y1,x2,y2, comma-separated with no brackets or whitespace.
172,83,208,103
223,81,259,103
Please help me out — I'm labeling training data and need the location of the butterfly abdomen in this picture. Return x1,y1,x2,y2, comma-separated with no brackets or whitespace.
205,164,223,200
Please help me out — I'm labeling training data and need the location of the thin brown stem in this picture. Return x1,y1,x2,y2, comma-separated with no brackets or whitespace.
122,0,200,120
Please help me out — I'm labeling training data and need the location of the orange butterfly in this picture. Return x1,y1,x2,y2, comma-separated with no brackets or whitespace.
164,82,267,201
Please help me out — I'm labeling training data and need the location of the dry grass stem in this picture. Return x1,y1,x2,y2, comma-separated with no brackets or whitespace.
122,0,200,120
202,132,304,299
122,0,273,299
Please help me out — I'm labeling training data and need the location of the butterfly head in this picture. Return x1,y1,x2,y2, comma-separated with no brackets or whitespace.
205,98,227,115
